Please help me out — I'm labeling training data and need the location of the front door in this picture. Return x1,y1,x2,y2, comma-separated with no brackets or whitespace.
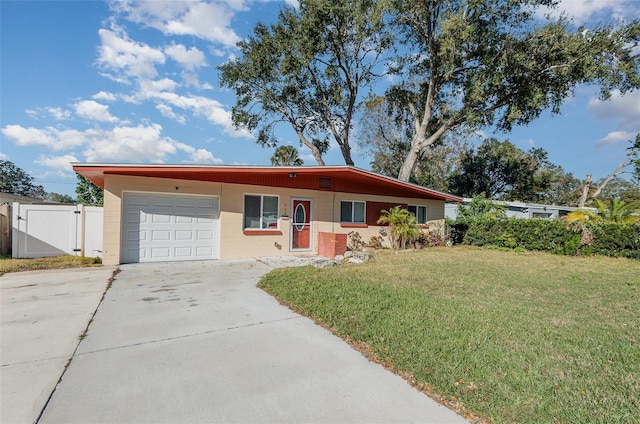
291,199,312,251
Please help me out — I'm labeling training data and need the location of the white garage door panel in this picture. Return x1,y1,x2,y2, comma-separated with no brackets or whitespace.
122,193,219,263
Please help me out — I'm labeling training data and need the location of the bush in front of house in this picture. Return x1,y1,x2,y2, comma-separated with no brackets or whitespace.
586,221,640,259
453,218,640,259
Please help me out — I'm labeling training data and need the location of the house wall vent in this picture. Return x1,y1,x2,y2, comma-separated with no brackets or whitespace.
319,177,333,190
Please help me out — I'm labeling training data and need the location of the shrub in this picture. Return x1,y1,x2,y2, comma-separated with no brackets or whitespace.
367,235,385,250
347,231,366,251
458,218,640,259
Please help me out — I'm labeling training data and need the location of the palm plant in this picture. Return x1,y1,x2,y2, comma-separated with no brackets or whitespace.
566,198,639,223
594,198,639,223
377,206,421,249
270,145,304,166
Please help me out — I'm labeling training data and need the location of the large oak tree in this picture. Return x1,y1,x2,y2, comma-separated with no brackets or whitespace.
386,0,640,181
219,0,390,165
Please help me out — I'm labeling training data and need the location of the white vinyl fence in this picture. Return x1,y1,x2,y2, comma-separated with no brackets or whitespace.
11,203,103,259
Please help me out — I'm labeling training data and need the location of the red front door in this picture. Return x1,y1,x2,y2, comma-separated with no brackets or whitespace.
291,199,311,250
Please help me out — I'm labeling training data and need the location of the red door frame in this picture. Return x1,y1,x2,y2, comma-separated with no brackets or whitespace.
291,198,312,251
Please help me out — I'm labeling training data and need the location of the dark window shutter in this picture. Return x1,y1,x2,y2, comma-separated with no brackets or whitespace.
366,202,407,226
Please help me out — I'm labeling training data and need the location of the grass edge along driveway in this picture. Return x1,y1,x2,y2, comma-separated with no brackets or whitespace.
259,246,640,424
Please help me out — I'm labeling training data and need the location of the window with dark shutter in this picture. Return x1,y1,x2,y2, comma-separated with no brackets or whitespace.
366,202,408,226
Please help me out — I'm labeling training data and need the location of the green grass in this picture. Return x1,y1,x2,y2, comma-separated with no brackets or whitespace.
0,255,102,275
259,246,640,423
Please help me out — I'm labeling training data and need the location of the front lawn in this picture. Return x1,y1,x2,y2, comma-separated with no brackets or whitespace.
259,246,640,423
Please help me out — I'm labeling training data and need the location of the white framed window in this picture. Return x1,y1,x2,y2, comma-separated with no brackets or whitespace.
244,195,279,229
340,200,365,223
408,205,427,224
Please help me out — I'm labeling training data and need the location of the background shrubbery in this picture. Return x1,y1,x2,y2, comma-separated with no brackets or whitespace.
449,219,640,259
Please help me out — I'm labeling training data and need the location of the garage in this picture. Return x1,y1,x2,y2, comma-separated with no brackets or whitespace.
121,193,220,263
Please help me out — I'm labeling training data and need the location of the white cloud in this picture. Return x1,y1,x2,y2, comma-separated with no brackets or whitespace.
0,152,8,160
35,154,80,172
47,107,72,121
138,78,180,94
165,43,207,71
1,122,203,163
156,103,186,124
109,0,244,46
589,90,640,148
24,107,71,120
92,91,117,101
588,90,640,131
130,79,250,137
82,124,179,162
540,0,640,22
74,100,119,123
96,27,165,82
188,148,223,164
596,131,637,147
1,125,87,150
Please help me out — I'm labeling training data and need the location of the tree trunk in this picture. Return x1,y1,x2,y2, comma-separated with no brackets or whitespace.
577,159,631,207
577,174,591,208
295,130,326,166
308,146,326,166
398,147,420,182
340,142,354,166
591,160,630,199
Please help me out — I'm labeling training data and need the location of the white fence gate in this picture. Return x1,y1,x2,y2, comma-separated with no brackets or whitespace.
12,203,103,259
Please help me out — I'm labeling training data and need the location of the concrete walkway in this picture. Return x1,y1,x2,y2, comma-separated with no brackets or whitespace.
2,259,466,424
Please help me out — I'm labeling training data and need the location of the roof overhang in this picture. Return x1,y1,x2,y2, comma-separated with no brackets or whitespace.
72,163,463,202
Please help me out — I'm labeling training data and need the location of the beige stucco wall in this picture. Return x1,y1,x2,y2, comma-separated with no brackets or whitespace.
101,175,446,265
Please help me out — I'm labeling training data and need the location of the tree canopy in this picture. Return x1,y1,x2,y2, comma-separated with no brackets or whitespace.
387,0,640,181
221,0,639,185
219,0,390,166
448,139,539,200
0,160,46,198
75,174,103,206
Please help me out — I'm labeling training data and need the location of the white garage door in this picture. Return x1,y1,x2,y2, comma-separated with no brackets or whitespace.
122,193,220,263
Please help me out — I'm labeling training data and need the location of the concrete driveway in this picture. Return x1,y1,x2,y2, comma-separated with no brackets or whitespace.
1,266,117,424
2,259,466,424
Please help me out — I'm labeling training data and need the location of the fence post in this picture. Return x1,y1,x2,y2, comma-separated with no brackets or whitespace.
79,204,86,257
11,202,20,258
0,204,11,256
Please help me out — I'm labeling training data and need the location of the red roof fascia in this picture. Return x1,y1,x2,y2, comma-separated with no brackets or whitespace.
71,165,462,202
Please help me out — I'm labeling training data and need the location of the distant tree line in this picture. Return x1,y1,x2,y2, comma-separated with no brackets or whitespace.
364,126,639,206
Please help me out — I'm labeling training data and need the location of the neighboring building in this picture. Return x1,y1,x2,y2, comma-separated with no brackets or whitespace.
73,164,462,265
445,198,586,220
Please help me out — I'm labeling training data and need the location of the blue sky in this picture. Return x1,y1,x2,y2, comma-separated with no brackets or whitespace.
1,0,639,197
